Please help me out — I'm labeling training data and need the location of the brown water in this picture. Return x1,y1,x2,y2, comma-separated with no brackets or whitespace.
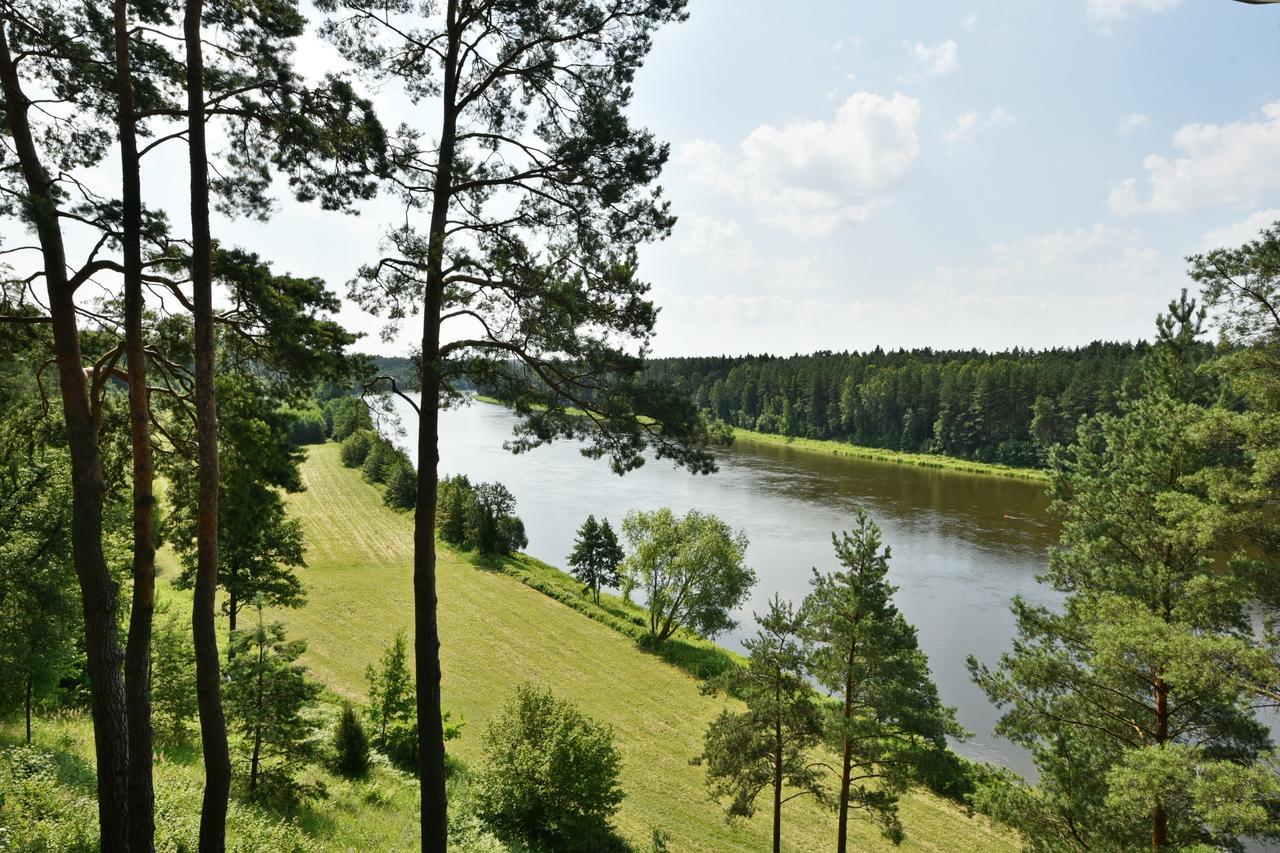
387,396,1058,776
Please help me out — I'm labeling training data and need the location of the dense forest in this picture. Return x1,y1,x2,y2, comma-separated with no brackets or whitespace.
645,343,1170,466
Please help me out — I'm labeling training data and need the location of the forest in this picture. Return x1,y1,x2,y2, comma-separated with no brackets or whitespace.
2,0,1280,852
645,342,1167,467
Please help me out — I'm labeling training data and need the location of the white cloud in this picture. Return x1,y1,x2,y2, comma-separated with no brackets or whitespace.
902,39,959,79
1110,101,1280,215
941,107,1016,152
676,215,759,274
1087,0,1180,22
679,92,922,235
1118,112,1149,135
1201,209,1280,250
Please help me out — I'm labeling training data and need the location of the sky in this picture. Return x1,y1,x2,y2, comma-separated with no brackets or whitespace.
136,0,1280,357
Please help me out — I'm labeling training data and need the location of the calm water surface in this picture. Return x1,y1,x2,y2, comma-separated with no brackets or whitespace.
384,396,1058,777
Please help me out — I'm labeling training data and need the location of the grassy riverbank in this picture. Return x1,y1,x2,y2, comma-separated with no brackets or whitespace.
8,441,1015,851
729,427,1050,482
472,394,1046,482
260,442,1015,850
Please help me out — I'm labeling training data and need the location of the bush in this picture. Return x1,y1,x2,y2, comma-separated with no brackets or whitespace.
325,397,373,442
361,439,397,484
383,460,417,509
476,684,624,846
340,429,376,468
287,407,328,446
333,704,370,778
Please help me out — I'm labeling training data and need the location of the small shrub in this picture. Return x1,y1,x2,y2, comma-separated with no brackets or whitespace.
476,684,624,846
333,703,370,778
340,429,376,468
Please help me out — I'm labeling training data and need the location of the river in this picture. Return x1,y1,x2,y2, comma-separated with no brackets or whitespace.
379,394,1063,778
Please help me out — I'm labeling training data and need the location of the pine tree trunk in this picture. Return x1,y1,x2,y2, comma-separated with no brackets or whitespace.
837,633,859,853
185,2,231,846
415,5,460,849
772,677,783,853
0,22,131,851
1152,676,1169,849
115,2,157,847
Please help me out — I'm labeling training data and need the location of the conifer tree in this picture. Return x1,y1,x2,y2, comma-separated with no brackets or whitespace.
968,301,1280,850
803,512,962,849
700,596,825,853
569,516,624,604
224,603,322,800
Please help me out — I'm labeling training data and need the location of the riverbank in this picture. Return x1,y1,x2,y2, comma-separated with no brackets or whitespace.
160,441,1015,851
729,427,1050,482
472,394,1048,482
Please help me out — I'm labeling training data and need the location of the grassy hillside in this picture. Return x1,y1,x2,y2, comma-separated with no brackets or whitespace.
189,441,1013,852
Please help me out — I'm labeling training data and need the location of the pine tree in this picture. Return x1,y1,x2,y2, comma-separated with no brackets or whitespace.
224,603,322,801
333,703,371,779
803,512,962,849
569,516,625,604
367,630,416,753
967,302,1280,850
700,596,825,853
150,608,199,745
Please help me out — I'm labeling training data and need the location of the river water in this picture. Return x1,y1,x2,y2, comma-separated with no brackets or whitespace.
380,395,1064,777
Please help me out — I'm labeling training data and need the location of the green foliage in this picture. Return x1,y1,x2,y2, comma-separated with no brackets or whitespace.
476,684,624,848
360,437,401,485
0,449,79,738
645,343,1169,466
332,704,370,778
224,606,324,802
803,511,963,846
568,515,624,604
967,302,1280,851
700,596,825,847
288,406,330,446
620,508,755,644
323,396,373,441
150,607,199,745
383,460,417,510
435,476,528,556
170,374,308,631
339,429,377,468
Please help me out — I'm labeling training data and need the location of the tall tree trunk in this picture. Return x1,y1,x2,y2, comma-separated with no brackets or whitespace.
416,3,459,848
836,634,858,853
772,677,783,853
184,2,231,847
114,2,157,848
0,21,131,851
25,677,32,744
1152,675,1169,850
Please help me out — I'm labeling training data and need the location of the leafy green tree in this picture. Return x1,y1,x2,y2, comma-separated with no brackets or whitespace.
803,512,963,849
150,607,199,746
700,596,825,853
967,311,1280,849
224,604,322,801
466,482,528,556
324,396,374,442
436,475,473,546
620,509,755,645
315,0,721,837
477,684,624,847
333,703,370,778
0,452,79,745
568,516,625,604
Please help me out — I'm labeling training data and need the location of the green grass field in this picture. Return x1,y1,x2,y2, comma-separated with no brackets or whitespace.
216,441,1016,852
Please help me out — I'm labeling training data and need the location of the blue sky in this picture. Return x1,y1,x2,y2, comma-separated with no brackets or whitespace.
196,0,1280,356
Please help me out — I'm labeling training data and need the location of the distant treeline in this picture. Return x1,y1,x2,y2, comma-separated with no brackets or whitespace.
644,343,1186,467
361,354,421,391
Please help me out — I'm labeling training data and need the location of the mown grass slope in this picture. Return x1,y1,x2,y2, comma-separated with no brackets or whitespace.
216,441,1017,852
